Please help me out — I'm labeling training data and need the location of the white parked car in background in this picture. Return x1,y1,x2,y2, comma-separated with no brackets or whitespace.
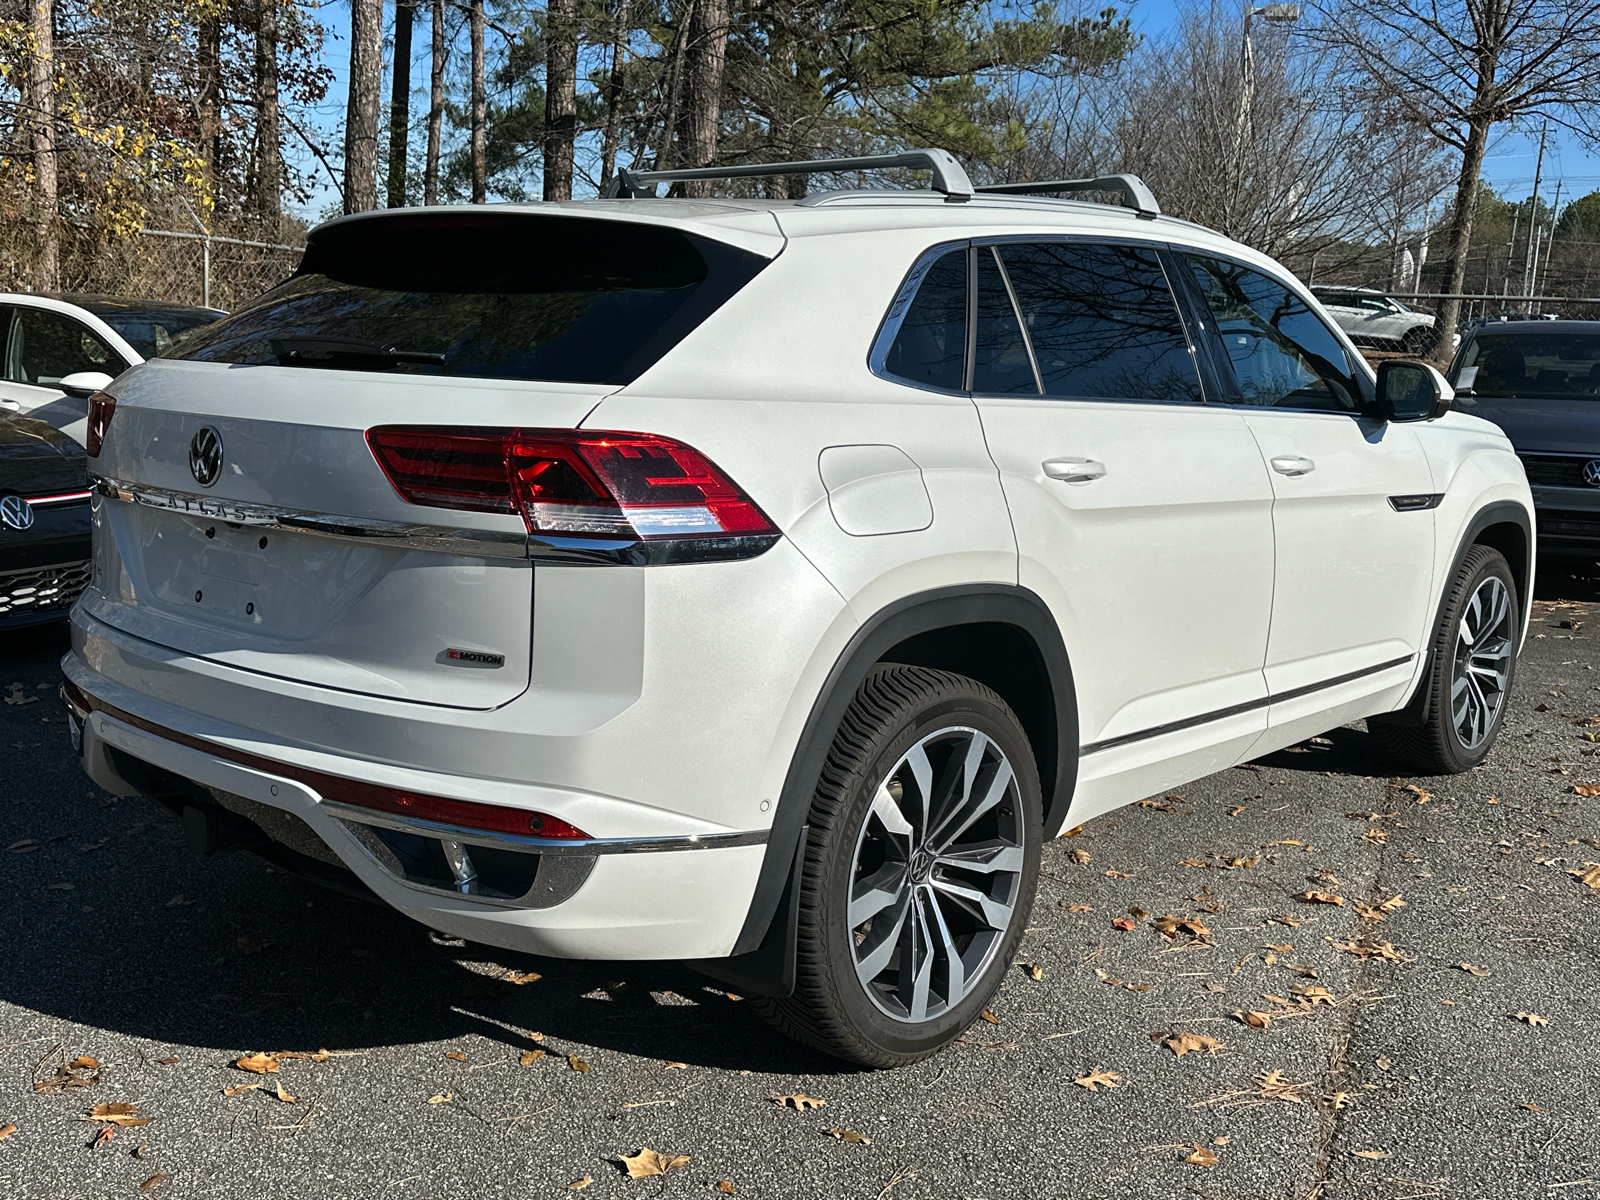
0,293,223,445
1310,286,1441,355
61,150,1533,1067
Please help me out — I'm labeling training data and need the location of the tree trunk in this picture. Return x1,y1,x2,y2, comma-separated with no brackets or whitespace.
197,12,222,202
543,0,578,201
344,0,383,212
252,0,282,225
678,0,727,197
28,0,57,291
1436,118,1491,358
386,0,413,207
599,0,629,189
424,0,445,204
469,0,486,203
655,0,695,170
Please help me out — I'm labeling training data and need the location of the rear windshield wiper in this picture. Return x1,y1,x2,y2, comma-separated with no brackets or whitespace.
269,336,447,369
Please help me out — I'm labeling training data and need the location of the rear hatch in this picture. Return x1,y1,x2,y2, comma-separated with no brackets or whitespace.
82,208,777,708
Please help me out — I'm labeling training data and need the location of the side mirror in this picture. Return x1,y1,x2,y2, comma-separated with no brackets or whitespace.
58,371,115,399
1375,360,1453,422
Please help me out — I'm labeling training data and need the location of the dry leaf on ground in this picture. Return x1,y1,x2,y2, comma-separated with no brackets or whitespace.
1062,903,1093,912
1063,823,1086,837
1517,1102,1544,1111
0,1124,15,1141
445,1051,466,1062
1513,1011,1549,1026
617,1149,690,1179
1256,1070,1311,1103
824,1128,870,1144
1112,917,1137,931
87,1103,151,1128
1299,890,1344,905
91,1127,115,1150
1352,1149,1391,1160
222,1084,259,1097
1569,863,1600,888
980,1009,999,1025
1573,783,1600,797
772,1094,826,1110
427,1093,451,1104
1023,963,1044,980
1165,1032,1225,1058
504,971,542,984
69,1056,99,1070
1184,1144,1218,1167
1152,914,1211,939
566,1177,592,1191
1333,939,1411,963
1105,869,1135,879
519,1050,545,1066
273,1082,295,1104
1073,1070,1121,1092
234,1054,279,1075
1068,848,1091,864
663,1061,687,1070
1402,784,1432,803
717,1181,736,1194
138,1173,171,1192
1291,985,1338,1006
1458,962,1491,977
568,1055,590,1073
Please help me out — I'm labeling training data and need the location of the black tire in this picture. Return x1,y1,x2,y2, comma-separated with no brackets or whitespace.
751,665,1043,1068
1370,545,1518,774
1401,325,1436,355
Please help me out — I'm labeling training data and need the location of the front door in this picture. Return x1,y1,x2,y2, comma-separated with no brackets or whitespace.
969,240,1278,815
1182,253,1435,735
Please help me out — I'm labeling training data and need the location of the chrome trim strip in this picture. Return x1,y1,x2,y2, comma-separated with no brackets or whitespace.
90,475,531,560
320,798,770,856
1080,654,1415,756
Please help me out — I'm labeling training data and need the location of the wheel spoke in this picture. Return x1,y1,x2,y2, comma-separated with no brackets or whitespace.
935,839,1024,874
904,743,934,839
849,861,908,928
930,876,1013,931
925,887,968,1009
853,888,911,982
869,784,913,839
899,894,933,1022
931,756,1014,853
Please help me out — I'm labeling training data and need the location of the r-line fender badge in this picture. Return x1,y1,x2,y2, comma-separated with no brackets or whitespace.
446,648,505,668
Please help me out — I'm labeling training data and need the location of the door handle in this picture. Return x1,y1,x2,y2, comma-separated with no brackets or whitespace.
1042,457,1107,483
1270,455,1315,477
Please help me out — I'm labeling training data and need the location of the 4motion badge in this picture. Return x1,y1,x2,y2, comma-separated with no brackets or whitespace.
445,648,505,668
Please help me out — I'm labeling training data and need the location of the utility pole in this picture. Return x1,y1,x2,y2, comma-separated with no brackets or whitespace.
1531,178,1562,304
1233,5,1300,234
1521,123,1547,310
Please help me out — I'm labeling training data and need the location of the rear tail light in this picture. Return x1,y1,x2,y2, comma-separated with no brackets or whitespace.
367,427,778,546
85,391,116,458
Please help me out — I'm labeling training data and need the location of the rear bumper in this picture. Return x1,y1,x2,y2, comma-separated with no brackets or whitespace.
64,684,768,959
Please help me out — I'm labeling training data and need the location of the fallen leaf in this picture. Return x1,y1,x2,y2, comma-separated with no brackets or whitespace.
528,1031,545,1042
91,1127,115,1149
566,1177,592,1191
1128,906,1148,920
718,1182,736,1195
1068,848,1091,864
518,1050,546,1066
222,1084,259,1097
1177,857,1208,868
69,1056,99,1070
824,1128,870,1144
980,1009,999,1025
1073,1069,1121,1092
1062,903,1093,912
87,1103,150,1127
1352,1149,1391,1160
427,1093,451,1104
1228,805,1247,816
234,1054,279,1075
1326,1091,1351,1109
1222,856,1257,870
618,1148,690,1179
1333,939,1411,963
1570,863,1600,888
1458,962,1491,977
1518,1102,1544,1112
1266,943,1293,953
1152,914,1211,939
1236,1010,1274,1029
154,1057,179,1066
1024,963,1044,981
772,1094,826,1110
1205,982,1225,993
1184,1144,1218,1167
1291,985,1337,1006
1573,784,1600,797
445,1051,466,1062
1299,890,1344,905
1362,827,1389,845
1270,914,1303,928
1063,824,1085,837
504,971,542,985
568,1055,590,1073
1377,1055,1392,1070
663,1061,687,1070
1255,1070,1311,1103
1165,1032,1225,1058
1104,869,1135,879
273,1081,295,1103
1403,784,1432,804
0,1123,15,1141
1513,1011,1549,1026
1112,917,1137,931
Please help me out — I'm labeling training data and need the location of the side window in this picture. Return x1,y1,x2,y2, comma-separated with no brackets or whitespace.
1185,255,1358,411
996,242,1202,403
881,248,966,391
973,247,1036,394
7,308,126,386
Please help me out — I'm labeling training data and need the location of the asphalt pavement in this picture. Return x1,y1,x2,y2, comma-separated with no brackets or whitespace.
2,559,1598,1200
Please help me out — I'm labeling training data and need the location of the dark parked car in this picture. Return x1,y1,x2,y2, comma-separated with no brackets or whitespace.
0,411,91,630
1448,320,1600,558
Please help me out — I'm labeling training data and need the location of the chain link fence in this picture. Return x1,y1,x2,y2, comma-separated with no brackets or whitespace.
0,218,302,312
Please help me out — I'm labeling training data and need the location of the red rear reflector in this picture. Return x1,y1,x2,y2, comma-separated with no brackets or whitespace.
366,427,777,542
338,788,591,840
85,391,116,458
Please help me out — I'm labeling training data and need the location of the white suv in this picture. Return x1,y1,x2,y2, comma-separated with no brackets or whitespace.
60,150,1533,1067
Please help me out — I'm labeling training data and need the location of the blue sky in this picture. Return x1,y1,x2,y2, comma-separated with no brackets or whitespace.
293,0,1600,220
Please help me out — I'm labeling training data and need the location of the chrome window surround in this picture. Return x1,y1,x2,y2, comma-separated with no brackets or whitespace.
866,240,970,396
91,475,779,567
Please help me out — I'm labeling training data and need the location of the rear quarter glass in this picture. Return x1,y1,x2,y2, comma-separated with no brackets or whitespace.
169,212,771,386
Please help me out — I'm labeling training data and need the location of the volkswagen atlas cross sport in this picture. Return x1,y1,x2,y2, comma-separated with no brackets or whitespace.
60,149,1534,1067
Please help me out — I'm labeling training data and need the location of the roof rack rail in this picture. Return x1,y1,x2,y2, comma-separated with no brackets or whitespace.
602,148,976,201
974,175,1161,219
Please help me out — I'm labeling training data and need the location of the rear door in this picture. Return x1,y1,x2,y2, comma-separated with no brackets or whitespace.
969,239,1277,788
83,209,776,709
1181,253,1435,713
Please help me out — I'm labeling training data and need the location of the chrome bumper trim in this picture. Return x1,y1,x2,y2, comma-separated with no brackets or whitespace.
320,799,770,856
91,475,531,561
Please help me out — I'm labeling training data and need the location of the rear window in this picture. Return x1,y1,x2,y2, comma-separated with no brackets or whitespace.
170,213,770,385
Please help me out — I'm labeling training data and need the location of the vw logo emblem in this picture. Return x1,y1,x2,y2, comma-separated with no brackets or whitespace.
1584,459,1600,488
189,426,224,488
0,494,33,531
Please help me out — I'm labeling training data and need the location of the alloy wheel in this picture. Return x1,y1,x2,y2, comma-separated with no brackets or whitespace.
847,726,1024,1023
1451,575,1513,751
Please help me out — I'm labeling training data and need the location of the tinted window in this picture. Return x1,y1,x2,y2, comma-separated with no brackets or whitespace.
1187,255,1358,411
172,213,768,385
1458,333,1600,400
997,242,1201,403
882,248,966,391
973,248,1036,394
5,308,126,386
96,308,221,359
